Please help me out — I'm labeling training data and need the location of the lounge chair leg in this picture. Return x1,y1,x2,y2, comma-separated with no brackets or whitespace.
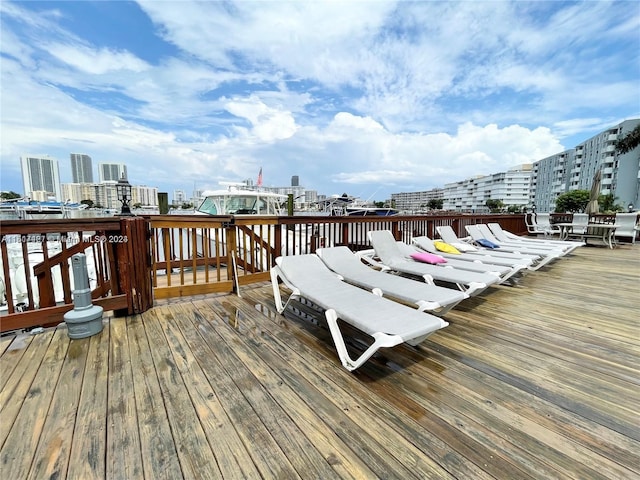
270,267,300,313
325,309,403,371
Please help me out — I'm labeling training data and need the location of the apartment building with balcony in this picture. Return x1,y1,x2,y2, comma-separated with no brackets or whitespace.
391,188,444,213
442,165,532,212
532,119,640,212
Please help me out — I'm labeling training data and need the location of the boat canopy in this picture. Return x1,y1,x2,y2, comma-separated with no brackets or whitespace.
196,187,287,215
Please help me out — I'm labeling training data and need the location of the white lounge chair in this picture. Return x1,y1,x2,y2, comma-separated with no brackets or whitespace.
316,246,468,315
368,230,500,296
436,225,542,263
270,254,448,371
412,236,533,269
475,224,564,253
487,223,584,253
465,225,564,269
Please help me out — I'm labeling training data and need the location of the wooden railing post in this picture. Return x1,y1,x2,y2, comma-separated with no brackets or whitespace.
115,217,153,316
225,221,239,294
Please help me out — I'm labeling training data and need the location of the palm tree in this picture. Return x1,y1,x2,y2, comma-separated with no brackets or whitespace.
615,125,640,154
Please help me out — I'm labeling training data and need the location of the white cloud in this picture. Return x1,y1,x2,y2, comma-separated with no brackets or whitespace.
224,96,298,142
1,0,637,200
45,43,150,74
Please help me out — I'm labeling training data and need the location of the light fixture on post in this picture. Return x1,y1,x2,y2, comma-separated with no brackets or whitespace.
116,174,133,216
629,203,635,213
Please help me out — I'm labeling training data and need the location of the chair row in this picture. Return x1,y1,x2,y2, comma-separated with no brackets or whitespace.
270,223,583,371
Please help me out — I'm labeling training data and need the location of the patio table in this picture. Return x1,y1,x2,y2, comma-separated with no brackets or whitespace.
555,222,619,248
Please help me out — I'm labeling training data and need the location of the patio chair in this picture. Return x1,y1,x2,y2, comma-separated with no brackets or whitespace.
525,212,547,236
368,230,500,296
270,254,448,371
534,213,561,236
487,223,584,253
613,213,639,244
316,246,468,316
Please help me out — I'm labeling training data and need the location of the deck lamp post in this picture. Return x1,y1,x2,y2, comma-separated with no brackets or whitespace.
116,174,133,216
628,203,635,213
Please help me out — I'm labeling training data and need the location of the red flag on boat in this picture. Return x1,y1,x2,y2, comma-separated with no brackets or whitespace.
257,167,263,187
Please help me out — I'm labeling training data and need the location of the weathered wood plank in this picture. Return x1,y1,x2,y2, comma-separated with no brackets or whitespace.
147,306,254,479
27,334,89,479
0,334,33,391
107,317,144,479
158,303,300,479
141,308,223,479
165,304,300,478
0,334,16,356
67,322,110,480
189,299,403,479
0,330,55,446
433,329,639,438
213,295,479,479
0,327,68,479
125,313,183,480
246,289,534,480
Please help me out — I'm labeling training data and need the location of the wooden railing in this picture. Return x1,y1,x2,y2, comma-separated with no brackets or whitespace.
1,213,526,332
0,217,151,333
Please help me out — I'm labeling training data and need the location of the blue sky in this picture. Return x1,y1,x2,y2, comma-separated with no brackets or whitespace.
1,1,639,202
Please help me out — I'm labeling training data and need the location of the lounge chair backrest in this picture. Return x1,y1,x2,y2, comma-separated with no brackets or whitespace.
397,241,418,258
368,230,405,264
476,224,501,243
315,246,368,276
412,236,438,253
487,224,509,242
316,246,469,315
276,254,342,303
436,225,462,244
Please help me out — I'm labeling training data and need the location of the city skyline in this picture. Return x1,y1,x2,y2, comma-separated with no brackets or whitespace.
1,1,639,200
8,117,639,212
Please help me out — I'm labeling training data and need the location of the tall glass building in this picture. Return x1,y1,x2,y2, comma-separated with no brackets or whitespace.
20,155,61,201
99,163,128,182
70,153,94,183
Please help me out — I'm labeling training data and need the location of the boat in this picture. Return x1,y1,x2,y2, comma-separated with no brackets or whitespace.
0,199,88,219
195,184,288,215
315,194,399,217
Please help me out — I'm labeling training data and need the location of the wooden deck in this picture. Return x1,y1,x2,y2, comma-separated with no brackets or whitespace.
1,243,638,479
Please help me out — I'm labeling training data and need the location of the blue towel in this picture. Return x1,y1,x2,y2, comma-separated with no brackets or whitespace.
475,238,500,249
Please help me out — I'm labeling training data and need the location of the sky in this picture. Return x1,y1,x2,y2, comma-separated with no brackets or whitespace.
1,1,639,202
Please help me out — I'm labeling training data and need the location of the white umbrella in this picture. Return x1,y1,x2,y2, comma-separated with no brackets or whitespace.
585,169,601,215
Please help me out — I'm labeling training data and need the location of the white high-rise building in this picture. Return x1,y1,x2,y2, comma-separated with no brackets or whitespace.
132,186,158,207
70,153,94,183
532,119,640,212
99,163,127,182
20,155,61,201
391,189,444,213
442,165,533,212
